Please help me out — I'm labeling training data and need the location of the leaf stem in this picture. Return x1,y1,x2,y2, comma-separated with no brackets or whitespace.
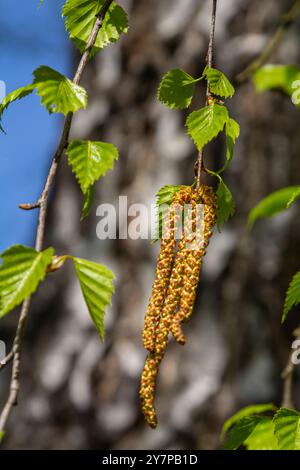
195,0,218,191
0,0,114,437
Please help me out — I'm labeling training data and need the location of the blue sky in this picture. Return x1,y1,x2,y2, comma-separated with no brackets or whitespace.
0,0,71,251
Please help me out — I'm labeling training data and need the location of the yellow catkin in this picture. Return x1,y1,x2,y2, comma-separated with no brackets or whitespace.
140,185,217,428
142,187,193,352
142,213,177,352
140,187,193,427
171,186,217,345
140,237,188,428
139,354,160,428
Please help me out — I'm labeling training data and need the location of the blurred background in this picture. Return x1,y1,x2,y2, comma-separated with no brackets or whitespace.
1,0,300,450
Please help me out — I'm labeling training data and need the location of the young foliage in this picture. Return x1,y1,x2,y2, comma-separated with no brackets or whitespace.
0,85,35,132
215,176,235,230
186,103,229,151
0,67,88,132
225,117,240,165
73,257,115,340
66,140,118,194
156,184,183,207
283,270,300,323
248,186,300,227
222,406,300,450
33,66,88,115
244,418,279,450
0,245,54,318
223,416,264,450
204,67,235,98
63,0,129,56
273,408,300,450
253,64,300,105
287,186,300,208
222,403,276,437
81,186,95,221
222,404,277,450
153,184,183,242
157,69,198,109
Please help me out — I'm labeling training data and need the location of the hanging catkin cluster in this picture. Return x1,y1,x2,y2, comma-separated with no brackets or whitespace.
140,185,217,428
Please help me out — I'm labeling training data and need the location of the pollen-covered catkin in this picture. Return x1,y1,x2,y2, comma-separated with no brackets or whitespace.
140,353,160,428
171,186,217,345
140,185,217,428
142,211,177,352
140,187,193,427
140,234,188,428
154,187,195,358
142,187,193,353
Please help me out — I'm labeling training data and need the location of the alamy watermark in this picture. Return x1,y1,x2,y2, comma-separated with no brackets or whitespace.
291,79,300,105
95,197,206,250
0,341,6,362
291,339,300,365
0,80,6,103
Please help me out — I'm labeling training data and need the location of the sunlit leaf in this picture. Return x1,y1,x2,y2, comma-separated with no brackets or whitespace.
73,257,115,340
186,103,229,151
248,186,300,227
81,186,95,221
158,69,198,109
33,66,87,115
63,0,129,56
274,408,300,450
222,403,276,437
283,270,300,323
0,85,35,132
204,67,235,98
245,418,278,450
0,245,54,318
66,140,118,194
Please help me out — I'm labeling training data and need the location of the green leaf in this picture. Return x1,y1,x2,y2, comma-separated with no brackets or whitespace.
222,403,276,437
81,185,95,221
67,140,118,194
283,270,300,323
216,178,235,230
253,65,300,101
153,184,183,243
225,118,240,164
0,65,87,130
245,418,278,450
0,84,35,133
223,416,263,450
158,69,198,109
33,66,87,115
186,103,229,151
287,187,300,208
156,184,183,207
248,186,300,227
73,257,115,340
0,245,54,318
274,408,300,450
204,67,235,98
63,0,129,56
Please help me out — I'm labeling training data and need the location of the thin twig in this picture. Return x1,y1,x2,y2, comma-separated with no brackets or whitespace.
0,0,114,436
281,327,300,409
19,203,40,211
237,0,300,83
195,0,217,191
